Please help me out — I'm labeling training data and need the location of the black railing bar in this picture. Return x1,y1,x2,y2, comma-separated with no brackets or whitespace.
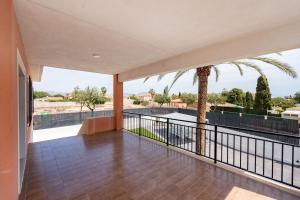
216,130,299,147
123,112,300,139
125,113,299,147
204,135,300,168
215,160,300,190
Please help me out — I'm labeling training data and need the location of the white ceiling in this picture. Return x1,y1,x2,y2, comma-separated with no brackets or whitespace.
14,0,300,81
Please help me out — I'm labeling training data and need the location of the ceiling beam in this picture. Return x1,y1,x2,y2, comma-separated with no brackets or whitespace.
119,20,300,82
30,65,44,81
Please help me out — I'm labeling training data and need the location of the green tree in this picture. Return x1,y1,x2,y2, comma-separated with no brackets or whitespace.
245,92,254,109
221,88,229,99
100,87,107,96
84,87,100,113
144,55,297,154
271,97,285,107
129,95,138,101
163,86,169,96
33,91,49,99
180,93,197,105
254,76,272,112
95,96,107,104
294,91,300,103
72,87,86,112
154,87,170,107
133,99,141,105
272,97,295,110
141,101,149,106
207,93,226,111
154,94,170,107
171,93,179,99
227,88,244,106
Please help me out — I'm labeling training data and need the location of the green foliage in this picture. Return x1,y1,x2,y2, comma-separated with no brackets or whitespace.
84,87,100,112
129,95,138,100
144,56,297,90
254,76,272,112
163,86,169,96
95,95,107,104
100,87,107,96
207,93,226,110
271,97,295,110
130,128,163,142
180,93,197,105
72,86,86,111
294,91,300,103
227,88,244,106
133,99,141,105
154,93,170,107
221,89,229,99
171,93,179,100
72,86,107,112
245,92,254,109
33,91,49,99
141,101,149,106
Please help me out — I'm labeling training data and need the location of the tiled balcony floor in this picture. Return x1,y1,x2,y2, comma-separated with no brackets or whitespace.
21,130,299,200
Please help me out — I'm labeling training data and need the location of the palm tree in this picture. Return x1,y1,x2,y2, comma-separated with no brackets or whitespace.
144,55,297,154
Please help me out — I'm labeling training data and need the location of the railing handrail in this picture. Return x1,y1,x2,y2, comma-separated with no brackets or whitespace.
123,111,300,139
123,111,300,189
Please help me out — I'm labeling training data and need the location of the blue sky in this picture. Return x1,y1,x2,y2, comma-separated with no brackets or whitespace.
34,48,300,97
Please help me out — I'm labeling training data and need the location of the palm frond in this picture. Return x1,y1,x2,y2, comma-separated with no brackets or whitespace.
157,74,167,81
233,61,265,77
248,57,297,78
230,62,244,76
143,76,151,83
169,70,189,90
212,66,220,82
193,72,198,85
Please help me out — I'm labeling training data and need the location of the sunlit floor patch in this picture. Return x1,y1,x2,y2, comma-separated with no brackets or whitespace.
225,186,275,200
32,124,82,143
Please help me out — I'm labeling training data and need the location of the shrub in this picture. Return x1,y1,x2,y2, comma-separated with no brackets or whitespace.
141,101,149,106
133,99,141,105
129,95,138,101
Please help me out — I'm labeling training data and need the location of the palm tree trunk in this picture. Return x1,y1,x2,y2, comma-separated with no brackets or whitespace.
196,66,212,155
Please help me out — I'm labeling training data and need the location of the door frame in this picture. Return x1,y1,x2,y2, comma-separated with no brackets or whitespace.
17,49,27,194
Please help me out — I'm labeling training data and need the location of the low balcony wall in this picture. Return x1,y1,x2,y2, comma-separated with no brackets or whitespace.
78,116,115,135
33,110,113,130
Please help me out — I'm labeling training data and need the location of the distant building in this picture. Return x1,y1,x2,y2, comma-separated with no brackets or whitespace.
45,96,64,101
65,93,73,99
267,109,280,115
170,99,187,108
284,95,293,99
281,108,300,123
137,93,152,101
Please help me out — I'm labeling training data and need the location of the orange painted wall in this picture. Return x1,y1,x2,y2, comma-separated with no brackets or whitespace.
0,1,31,199
78,116,115,135
113,74,123,130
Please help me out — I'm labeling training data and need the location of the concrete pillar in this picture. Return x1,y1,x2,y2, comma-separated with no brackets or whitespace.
113,74,123,130
0,1,19,199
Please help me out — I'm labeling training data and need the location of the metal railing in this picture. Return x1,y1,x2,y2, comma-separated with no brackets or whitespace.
123,111,300,189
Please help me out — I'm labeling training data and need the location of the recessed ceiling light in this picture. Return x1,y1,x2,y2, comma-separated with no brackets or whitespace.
92,53,100,58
